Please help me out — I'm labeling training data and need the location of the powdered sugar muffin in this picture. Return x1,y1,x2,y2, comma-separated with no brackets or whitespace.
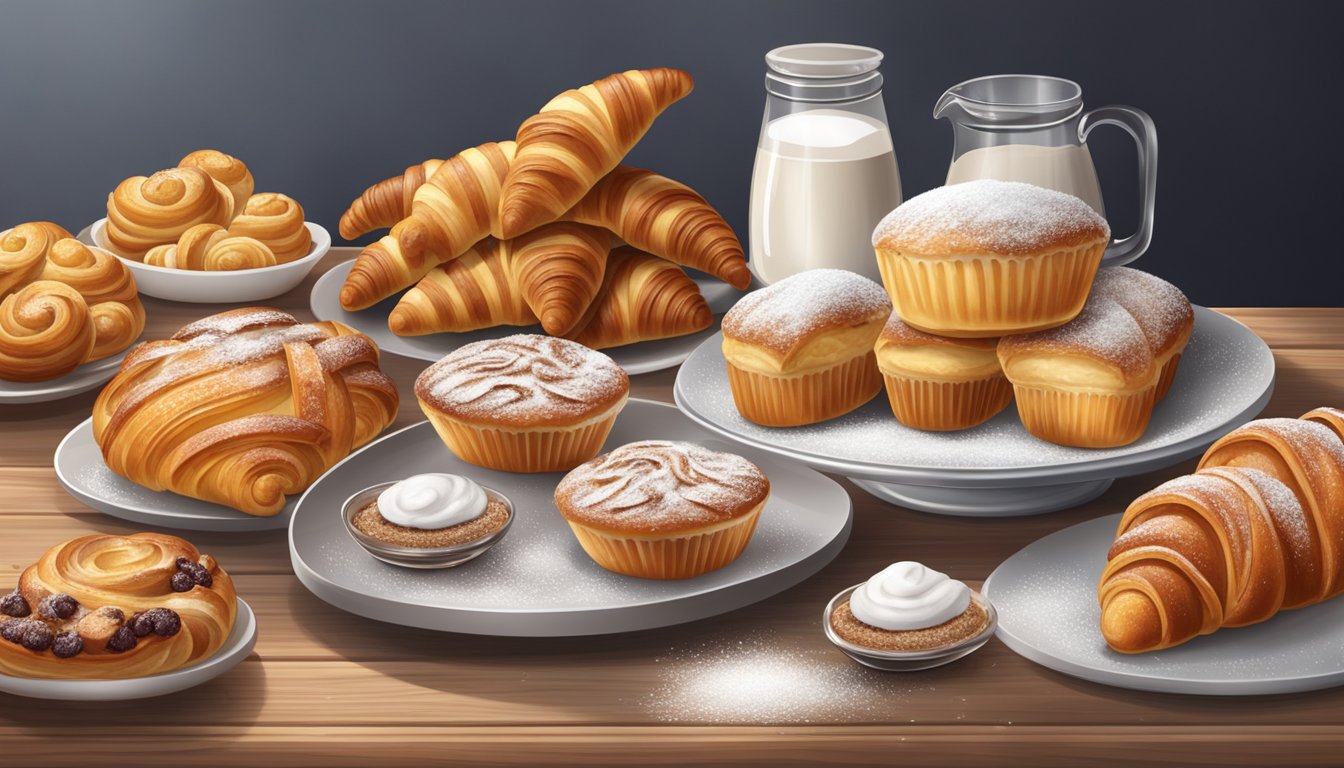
872,180,1110,338
414,334,629,472
554,440,770,579
721,269,891,427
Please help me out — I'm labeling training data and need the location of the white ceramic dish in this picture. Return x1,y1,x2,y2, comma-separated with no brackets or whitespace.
54,418,294,532
309,259,746,375
0,348,132,405
674,307,1276,516
0,598,256,701
984,514,1344,695
84,217,329,303
289,399,853,637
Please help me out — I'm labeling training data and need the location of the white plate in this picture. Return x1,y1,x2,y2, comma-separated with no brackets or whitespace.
983,514,1344,695
674,307,1276,515
310,259,745,375
0,348,130,405
84,218,329,303
54,418,294,531
289,399,853,637
0,598,257,701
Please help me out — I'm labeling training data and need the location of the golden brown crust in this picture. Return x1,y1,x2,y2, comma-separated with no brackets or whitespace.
338,158,445,240
721,269,891,360
565,247,712,350
105,166,235,260
876,313,999,352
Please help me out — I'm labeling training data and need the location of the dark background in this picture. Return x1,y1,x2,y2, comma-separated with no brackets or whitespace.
1,0,1341,307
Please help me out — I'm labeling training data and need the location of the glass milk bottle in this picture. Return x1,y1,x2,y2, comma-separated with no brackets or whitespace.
749,43,902,285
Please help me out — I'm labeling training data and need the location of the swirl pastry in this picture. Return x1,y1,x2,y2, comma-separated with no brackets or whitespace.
0,221,67,296
105,166,236,260
144,224,278,271
0,533,236,680
554,440,770,579
227,193,312,263
179,149,255,214
92,308,399,516
415,333,629,472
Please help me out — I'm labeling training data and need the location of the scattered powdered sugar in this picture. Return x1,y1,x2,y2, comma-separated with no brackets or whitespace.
872,179,1109,254
721,269,890,353
1090,267,1194,351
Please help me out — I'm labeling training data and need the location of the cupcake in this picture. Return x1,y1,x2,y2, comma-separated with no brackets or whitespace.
872,180,1110,338
344,473,513,568
415,334,629,472
721,269,891,427
874,314,1012,431
827,561,992,659
553,440,770,579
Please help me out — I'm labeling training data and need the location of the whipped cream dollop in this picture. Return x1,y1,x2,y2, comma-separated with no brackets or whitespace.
377,474,487,530
849,561,970,631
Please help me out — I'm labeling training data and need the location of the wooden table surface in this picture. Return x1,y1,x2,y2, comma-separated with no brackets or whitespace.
2,250,1341,766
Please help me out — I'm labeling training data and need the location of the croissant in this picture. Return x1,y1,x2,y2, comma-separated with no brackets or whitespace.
227,192,311,263
1098,408,1344,653
92,308,399,516
389,239,534,335
338,158,445,240
105,166,236,260
178,149,255,215
0,533,236,680
144,224,278,271
498,68,694,239
565,246,712,349
510,223,609,335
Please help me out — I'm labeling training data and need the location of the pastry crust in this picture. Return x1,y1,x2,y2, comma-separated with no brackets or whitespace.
875,315,1001,382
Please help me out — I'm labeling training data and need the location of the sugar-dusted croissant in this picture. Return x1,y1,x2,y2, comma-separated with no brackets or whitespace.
227,192,311,263
338,158,445,240
105,166,236,260
565,246,712,349
178,149,255,215
340,142,515,311
499,68,694,239
511,222,609,335
144,224,278,271
0,533,236,680
92,308,399,516
1098,408,1344,653
566,166,750,290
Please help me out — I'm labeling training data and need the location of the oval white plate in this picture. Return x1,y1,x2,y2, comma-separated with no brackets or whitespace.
0,598,256,701
54,418,294,531
0,347,131,405
310,259,745,375
984,514,1344,695
84,218,329,303
290,399,852,637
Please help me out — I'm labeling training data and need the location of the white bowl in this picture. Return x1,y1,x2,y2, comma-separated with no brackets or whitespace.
86,218,329,303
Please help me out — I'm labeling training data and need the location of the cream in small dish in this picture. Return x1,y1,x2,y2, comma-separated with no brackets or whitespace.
342,473,513,569
824,561,996,671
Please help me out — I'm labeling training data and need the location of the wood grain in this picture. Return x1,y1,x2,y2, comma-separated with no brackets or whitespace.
0,248,1341,765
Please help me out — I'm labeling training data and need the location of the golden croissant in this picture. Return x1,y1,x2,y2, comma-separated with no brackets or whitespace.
339,158,445,240
179,149,255,215
226,192,311,263
1099,407,1344,653
0,224,146,381
0,533,236,680
564,246,713,349
499,68,694,239
92,308,399,516
510,222,609,335
105,166,236,260
144,224,278,271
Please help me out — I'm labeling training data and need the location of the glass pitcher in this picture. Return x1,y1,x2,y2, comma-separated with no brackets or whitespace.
934,74,1156,266
749,43,903,285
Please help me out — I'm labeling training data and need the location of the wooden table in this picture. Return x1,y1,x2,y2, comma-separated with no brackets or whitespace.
3,251,1341,766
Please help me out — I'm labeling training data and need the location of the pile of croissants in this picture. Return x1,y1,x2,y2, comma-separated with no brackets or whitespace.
337,67,751,349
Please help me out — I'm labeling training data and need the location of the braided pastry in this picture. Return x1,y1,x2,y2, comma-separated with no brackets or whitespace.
92,308,399,516
227,193,311,263
105,166,236,260
144,224,278,271
178,149,255,214
339,158,445,240
0,533,236,679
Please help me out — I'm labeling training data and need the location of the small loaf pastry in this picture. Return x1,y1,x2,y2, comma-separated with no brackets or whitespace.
415,334,629,472
0,533,236,680
1098,408,1344,653
339,158,445,240
105,166,236,260
872,180,1110,337
178,149,255,215
554,440,770,579
226,192,311,263
144,224,277,271
874,315,1011,431
721,269,890,427
997,267,1193,448
92,308,399,516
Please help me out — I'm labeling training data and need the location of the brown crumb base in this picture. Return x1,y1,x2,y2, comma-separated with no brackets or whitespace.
830,598,988,652
352,500,509,548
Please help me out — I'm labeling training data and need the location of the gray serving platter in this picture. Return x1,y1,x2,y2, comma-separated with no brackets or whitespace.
674,307,1275,516
0,347,131,405
983,514,1344,695
288,398,853,637
310,259,745,375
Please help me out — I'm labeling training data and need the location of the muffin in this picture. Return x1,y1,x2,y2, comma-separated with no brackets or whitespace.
721,269,891,427
872,180,1110,337
874,313,1012,431
997,267,1193,448
350,474,510,548
415,334,629,472
554,440,770,579
829,561,990,653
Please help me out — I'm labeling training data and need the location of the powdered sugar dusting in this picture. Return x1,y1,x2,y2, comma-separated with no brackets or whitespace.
873,179,1109,255
721,269,890,354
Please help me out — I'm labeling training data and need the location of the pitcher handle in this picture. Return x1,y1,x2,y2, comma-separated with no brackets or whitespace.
1079,105,1157,266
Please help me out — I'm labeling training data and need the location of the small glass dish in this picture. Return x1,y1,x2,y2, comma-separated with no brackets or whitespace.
822,583,998,671
341,481,513,569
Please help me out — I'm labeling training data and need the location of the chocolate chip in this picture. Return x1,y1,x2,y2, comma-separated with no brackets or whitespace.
105,625,138,653
0,619,24,643
3,619,54,652
186,564,212,588
38,593,79,620
129,612,153,637
142,608,181,637
175,556,192,570
0,592,30,618
52,631,82,658
170,571,195,592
